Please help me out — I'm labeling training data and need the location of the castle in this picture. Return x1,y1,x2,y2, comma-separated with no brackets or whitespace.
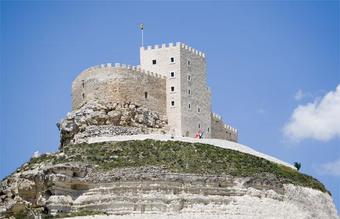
72,42,238,142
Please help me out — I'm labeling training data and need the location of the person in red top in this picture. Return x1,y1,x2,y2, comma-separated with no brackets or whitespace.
195,132,200,138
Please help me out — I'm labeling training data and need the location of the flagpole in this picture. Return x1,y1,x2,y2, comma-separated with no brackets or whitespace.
140,24,144,47
142,28,144,47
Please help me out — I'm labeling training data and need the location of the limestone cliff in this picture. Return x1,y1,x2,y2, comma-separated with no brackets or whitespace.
57,102,168,148
0,140,338,219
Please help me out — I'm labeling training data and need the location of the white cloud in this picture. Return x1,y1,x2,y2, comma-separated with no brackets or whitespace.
294,89,305,101
318,159,340,176
294,89,315,101
284,84,340,142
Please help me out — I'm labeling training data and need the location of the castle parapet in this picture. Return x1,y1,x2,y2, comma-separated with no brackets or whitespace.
72,63,167,116
211,112,238,142
141,42,205,58
83,63,166,80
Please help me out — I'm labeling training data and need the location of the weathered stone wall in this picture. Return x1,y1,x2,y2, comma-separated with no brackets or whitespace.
211,113,238,142
71,43,237,141
140,43,182,136
72,64,167,117
179,44,211,138
140,43,211,138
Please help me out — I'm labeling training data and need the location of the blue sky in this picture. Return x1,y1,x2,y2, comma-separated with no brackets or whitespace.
1,0,339,213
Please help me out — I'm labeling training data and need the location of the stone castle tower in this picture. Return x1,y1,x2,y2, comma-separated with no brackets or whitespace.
72,42,238,142
140,42,211,138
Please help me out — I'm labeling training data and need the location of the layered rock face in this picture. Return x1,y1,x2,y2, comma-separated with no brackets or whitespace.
57,102,168,147
0,162,338,219
0,140,338,219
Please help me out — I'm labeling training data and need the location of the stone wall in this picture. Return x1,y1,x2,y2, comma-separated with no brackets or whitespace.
211,113,238,142
71,43,237,141
72,64,167,117
140,42,211,138
179,44,211,138
140,43,182,136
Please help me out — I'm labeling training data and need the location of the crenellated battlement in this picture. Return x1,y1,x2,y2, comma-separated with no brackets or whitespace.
141,42,205,58
73,41,237,142
212,113,238,133
83,63,166,79
73,63,167,115
224,124,238,133
212,113,222,121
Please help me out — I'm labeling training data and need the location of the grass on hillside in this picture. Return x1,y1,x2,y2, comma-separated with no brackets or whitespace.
28,139,328,194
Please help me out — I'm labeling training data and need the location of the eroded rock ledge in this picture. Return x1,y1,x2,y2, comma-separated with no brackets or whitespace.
0,163,338,219
57,102,168,147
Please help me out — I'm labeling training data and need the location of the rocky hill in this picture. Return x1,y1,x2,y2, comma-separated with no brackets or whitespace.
0,139,338,219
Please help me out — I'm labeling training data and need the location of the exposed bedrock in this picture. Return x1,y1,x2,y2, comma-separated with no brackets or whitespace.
57,102,168,147
0,163,338,219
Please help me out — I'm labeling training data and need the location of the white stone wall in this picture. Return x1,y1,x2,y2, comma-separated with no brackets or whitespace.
179,44,211,138
140,43,211,138
140,43,182,136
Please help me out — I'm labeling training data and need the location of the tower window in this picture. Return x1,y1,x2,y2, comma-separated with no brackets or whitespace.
188,75,191,81
152,60,157,65
170,57,175,63
208,127,210,132
81,80,85,88
171,86,175,92
144,92,148,99
170,72,175,78
187,60,191,66
188,103,191,109
188,89,191,95
171,101,175,106
198,123,201,129
82,93,85,99
197,107,201,113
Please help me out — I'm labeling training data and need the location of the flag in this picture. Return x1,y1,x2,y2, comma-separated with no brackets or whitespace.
140,23,144,30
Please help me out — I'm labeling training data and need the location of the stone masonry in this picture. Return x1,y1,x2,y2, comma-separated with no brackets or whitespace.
140,42,211,138
71,42,238,142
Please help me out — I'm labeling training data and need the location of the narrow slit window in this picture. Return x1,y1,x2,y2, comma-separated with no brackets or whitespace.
188,75,191,81
171,101,175,106
152,59,157,65
188,103,191,109
144,92,148,99
198,107,201,113
170,72,175,78
171,86,175,92
170,57,175,63
188,89,191,95
198,123,201,129
187,60,192,71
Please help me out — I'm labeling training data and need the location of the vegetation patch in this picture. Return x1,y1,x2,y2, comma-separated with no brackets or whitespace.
28,139,328,194
55,209,108,218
